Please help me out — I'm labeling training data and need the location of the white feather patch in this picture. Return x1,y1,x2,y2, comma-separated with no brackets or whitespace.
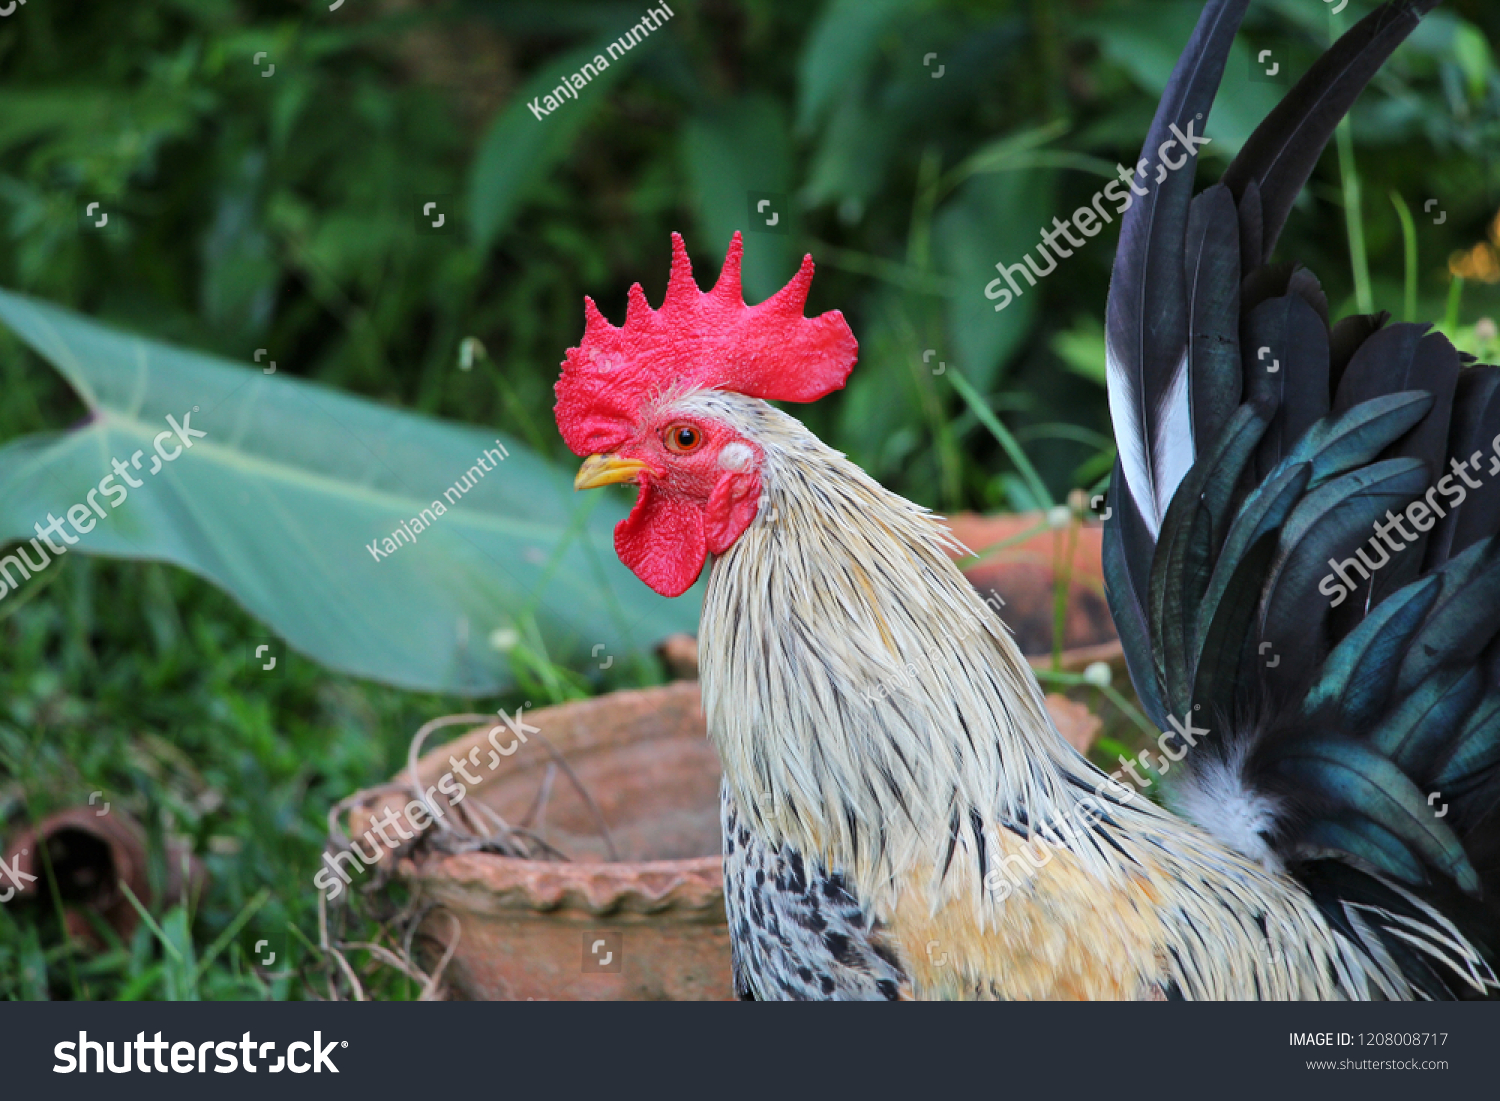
1170,749,1283,873
1104,337,1154,534
1152,350,1194,523
719,442,754,471
1104,341,1194,538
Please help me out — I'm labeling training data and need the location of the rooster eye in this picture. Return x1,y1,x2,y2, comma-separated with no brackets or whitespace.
664,424,702,453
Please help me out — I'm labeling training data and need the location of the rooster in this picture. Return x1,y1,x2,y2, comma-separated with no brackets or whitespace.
558,0,1500,999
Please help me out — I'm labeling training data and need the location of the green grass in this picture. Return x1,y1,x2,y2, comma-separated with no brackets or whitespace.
0,497,636,999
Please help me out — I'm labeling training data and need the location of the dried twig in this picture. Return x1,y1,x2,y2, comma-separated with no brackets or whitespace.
342,941,431,987
522,762,558,829
524,729,619,861
407,713,496,835
328,944,366,1002
419,912,462,1001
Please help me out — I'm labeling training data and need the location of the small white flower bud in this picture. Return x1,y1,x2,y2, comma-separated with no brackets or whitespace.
1082,661,1112,688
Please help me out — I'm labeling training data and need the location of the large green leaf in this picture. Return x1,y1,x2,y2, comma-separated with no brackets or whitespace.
0,289,698,694
801,93,894,213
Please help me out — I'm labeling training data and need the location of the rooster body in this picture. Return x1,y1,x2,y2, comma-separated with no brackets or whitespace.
559,0,1500,999
697,392,1476,1000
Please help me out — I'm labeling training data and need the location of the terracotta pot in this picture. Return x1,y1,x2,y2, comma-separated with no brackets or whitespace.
944,511,1122,674
0,808,205,946
342,683,726,1000
345,680,1098,1000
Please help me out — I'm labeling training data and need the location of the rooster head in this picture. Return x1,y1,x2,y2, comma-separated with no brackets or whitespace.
556,232,857,596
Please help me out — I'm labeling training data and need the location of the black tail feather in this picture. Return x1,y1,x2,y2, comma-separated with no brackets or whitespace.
1101,0,1500,997
1105,0,1249,539
1428,367,1500,567
1222,0,1442,262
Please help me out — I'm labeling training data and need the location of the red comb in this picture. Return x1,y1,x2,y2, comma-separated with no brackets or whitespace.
554,232,857,455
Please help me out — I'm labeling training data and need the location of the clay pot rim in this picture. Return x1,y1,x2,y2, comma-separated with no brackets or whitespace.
401,850,725,917
356,683,724,917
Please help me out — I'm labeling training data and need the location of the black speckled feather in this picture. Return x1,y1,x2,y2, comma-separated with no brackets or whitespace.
721,787,907,1001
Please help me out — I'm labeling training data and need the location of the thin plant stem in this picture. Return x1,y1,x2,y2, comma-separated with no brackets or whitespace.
901,146,965,507
803,241,954,296
939,119,1067,195
0,550,65,622
1031,0,1065,121
191,888,271,986
1016,423,1116,450
1101,683,1158,742
1389,190,1418,323
1336,119,1374,315
285,919,324,961
948,368,1053,508
943,150,1115,195
1329,4,1372,315
958,518,1051,565
906,146,943,272
1444,275,1466,332
888,308,964,509
22,794,83,999
119,882,186,964
1051,520,1077,673
1034,669,1157,743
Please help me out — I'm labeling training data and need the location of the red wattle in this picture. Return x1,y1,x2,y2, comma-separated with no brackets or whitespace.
614,482,708,598
614,471,762,597
704,471,761,555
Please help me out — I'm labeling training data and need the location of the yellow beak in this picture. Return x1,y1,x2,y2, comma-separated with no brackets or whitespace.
574,453,651,491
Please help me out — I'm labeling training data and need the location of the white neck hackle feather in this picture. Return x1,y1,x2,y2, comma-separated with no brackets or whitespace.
691,394,1082,882
672,389,1490,999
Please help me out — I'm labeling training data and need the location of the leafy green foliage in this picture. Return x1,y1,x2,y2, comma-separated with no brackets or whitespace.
0,289,696,695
